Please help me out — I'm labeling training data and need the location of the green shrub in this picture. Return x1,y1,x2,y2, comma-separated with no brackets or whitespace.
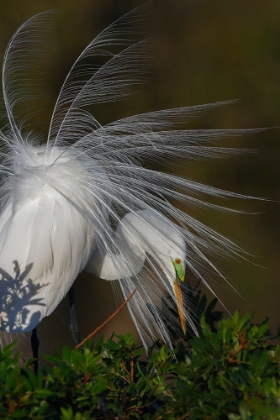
0,308,279,419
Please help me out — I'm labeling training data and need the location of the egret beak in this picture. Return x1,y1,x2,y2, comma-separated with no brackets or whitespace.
171,258,186,335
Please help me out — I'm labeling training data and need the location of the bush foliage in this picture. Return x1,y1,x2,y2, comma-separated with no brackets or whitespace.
0,290,280,419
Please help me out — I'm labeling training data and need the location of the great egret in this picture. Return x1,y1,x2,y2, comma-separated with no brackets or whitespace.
0,7,257,353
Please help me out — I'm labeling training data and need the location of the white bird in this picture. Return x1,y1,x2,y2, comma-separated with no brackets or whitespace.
0,7,256,352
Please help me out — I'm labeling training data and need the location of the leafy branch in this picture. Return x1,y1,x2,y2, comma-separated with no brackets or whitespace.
0,286,279,419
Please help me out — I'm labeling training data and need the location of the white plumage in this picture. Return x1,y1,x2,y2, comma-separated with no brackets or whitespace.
0,144,97,331
0,7,257,351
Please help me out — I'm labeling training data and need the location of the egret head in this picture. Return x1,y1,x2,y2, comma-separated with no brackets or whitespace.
137,213,187,337
153,233,187,336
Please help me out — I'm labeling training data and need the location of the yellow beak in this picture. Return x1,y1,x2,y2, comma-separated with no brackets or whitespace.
171,258,186,335
173,280,186,335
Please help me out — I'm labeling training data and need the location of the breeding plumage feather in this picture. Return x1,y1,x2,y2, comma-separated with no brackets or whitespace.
0,6,261,353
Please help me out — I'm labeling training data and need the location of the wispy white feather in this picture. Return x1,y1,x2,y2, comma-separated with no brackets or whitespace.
0,7,261,352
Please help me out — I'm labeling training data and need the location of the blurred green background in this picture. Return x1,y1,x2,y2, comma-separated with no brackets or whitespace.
0,0,279,353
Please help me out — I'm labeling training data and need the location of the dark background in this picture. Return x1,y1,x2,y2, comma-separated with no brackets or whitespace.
0,0,279,353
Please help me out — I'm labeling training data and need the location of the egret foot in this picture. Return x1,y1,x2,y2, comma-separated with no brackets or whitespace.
69,285,81,346
31,327,39,373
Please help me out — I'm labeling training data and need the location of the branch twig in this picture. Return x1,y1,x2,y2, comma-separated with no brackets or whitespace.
75,289,137,349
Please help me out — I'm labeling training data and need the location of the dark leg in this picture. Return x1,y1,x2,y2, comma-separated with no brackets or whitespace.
31,328,39,373
69,284,81,346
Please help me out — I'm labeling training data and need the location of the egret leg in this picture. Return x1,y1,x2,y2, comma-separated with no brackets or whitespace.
31,328,39,373
69,284,81,346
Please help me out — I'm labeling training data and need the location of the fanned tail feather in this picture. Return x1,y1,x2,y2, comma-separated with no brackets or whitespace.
0,6,263,355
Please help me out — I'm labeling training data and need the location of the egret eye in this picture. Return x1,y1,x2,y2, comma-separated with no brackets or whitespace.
171,257,185,282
